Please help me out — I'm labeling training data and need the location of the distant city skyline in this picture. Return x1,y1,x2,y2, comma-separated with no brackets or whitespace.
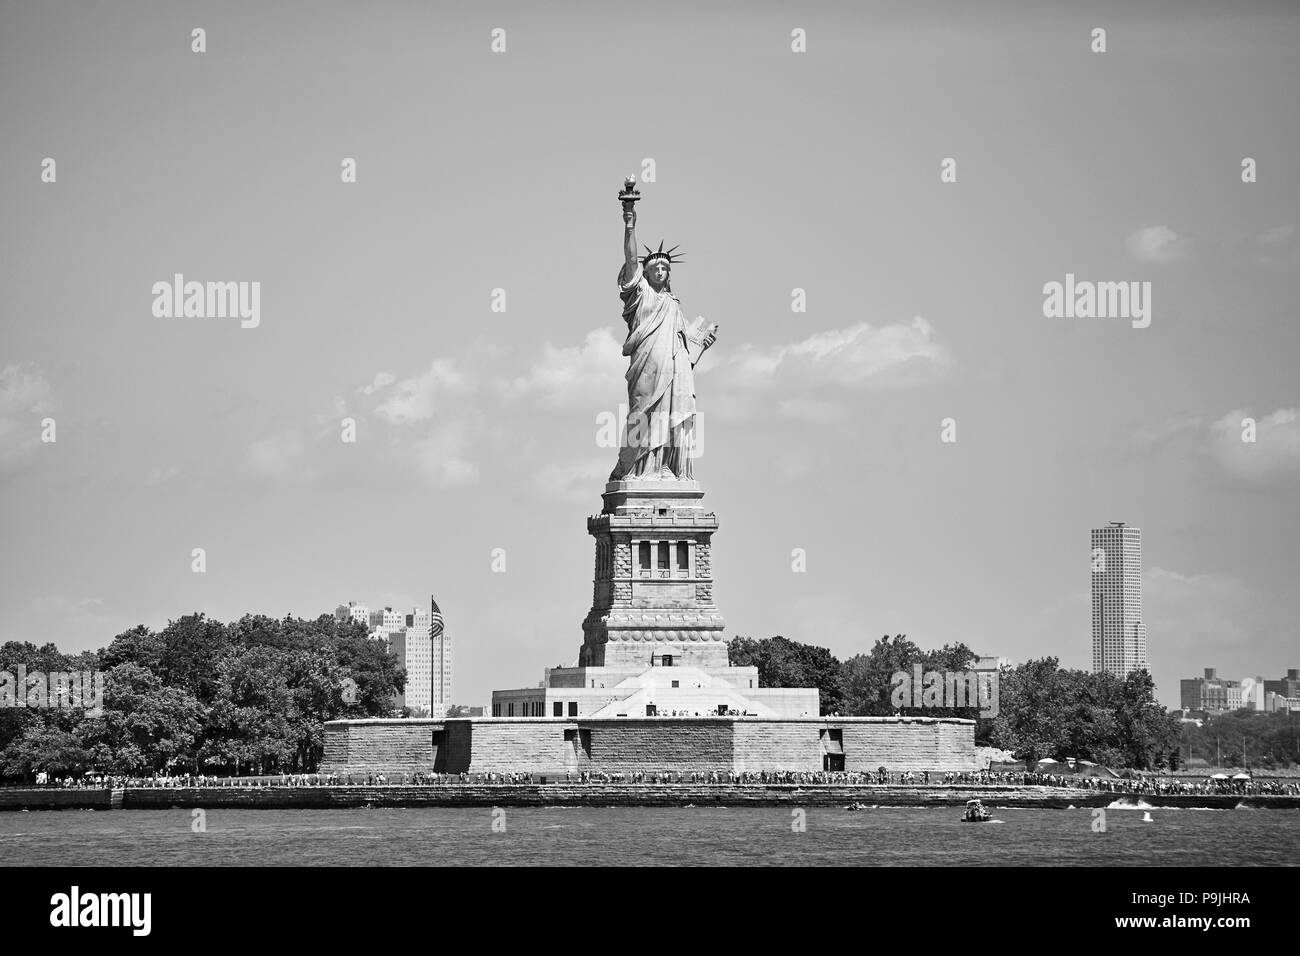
1180,666,1300,714
333,597,452,716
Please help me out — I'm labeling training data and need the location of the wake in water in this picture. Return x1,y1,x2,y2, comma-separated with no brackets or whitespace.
1106,798,1157,810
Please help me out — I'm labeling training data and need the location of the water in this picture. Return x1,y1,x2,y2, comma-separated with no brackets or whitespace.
4,805,1298,866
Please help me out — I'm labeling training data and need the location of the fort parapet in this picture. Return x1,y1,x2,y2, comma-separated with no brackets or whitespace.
321,715,979,776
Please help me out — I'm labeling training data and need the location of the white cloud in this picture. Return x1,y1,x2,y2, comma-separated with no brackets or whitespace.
245,431,311,481
1255,223,1300,268
145,465,180,487
313,316,945,491
497,328,626,410
359,372,395,396
0,362,55,477
535,458,611,501
1126,225,1190,263
1258,224,1295,245
777,398,844,424
28,595,115,633
371,359,474,425
1209,408,1300,482
716,317,952,391
1130,414,1203,449
261,355,490,489
412,422,480,488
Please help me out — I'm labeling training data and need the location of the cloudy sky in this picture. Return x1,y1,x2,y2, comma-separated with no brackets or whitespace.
2,0,1297,707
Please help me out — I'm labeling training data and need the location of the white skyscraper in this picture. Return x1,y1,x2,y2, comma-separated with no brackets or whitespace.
399,606,434,716
1091,522,1149,677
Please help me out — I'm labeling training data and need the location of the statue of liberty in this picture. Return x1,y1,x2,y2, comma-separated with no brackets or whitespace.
610,178,718,481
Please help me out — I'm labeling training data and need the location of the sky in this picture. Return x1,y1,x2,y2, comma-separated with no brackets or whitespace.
1,0,1298,708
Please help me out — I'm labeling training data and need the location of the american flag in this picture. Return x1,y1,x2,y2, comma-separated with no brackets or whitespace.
429,597,444,640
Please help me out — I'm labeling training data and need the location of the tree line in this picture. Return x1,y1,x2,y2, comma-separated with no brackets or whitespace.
0,613,403,780
1180,708,1300,769
8,622,1273,779
730,634,1189,770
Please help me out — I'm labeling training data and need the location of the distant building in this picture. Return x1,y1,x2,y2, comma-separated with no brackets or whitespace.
369,606,405,633
1265,692,1300,714
332,598,451,716
1242,675,1265,711
1180,668,1253,713
1091,523,1148,677
1264,668,1300,700
446,705,485,717
334,602,369,628
398,605,434,717
388,627,431,715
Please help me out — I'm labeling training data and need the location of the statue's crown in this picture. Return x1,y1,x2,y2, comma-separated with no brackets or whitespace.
642,241,683,267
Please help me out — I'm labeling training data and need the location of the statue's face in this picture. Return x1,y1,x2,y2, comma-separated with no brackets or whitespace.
647,261,670,289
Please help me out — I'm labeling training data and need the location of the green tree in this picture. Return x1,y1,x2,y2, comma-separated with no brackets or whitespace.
729,636,844,714
0,724,91,780
76,663,204,774
842,635,923,716
1112,670,1180,770
988,658,1071,764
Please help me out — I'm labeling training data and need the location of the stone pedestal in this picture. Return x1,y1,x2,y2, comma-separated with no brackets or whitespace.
579,479,726,668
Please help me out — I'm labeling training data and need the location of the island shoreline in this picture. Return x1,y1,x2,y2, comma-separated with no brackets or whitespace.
2,785,1296,812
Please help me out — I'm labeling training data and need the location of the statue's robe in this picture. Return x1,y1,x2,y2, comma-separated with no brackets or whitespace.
610,262,706,480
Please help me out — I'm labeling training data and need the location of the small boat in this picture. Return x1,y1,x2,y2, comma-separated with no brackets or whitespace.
961,799,993,822
844,802,869,811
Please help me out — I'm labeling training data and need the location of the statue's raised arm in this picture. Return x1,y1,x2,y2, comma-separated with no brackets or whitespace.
619,176,640,282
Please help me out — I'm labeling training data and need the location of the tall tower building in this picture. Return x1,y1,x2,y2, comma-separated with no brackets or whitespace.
1091,522,1148,676
396,606,434,716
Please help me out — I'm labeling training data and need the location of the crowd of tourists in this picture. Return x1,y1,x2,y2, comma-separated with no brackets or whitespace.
13,767,1300,794
1018,771,1300,796
30,771,228,789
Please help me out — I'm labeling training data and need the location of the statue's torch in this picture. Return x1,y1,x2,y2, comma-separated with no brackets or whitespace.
618,176,641,210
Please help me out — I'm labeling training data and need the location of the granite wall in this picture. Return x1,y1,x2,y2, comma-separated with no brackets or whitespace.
322,716,978,776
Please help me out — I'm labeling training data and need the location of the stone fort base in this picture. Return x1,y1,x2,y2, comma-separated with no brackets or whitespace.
322,715,979,776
